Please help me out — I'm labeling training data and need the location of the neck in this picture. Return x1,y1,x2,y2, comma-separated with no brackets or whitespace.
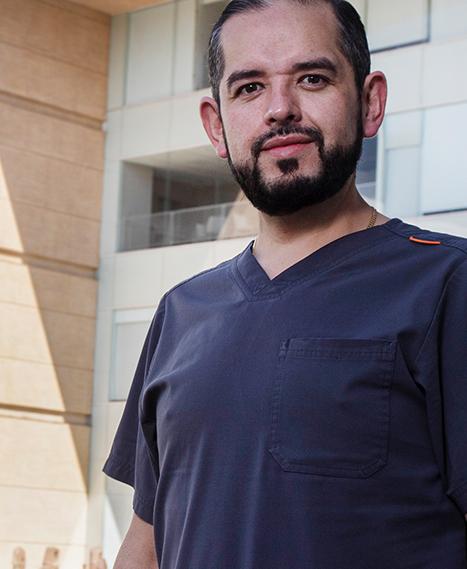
251,178,389,277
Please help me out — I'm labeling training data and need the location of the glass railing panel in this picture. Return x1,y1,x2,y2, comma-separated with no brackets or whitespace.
121,200,258,251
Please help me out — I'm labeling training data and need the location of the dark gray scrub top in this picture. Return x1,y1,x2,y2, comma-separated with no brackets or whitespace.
103,217,467,569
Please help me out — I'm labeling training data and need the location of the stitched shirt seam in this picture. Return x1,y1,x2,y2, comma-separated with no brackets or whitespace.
232,233,400,301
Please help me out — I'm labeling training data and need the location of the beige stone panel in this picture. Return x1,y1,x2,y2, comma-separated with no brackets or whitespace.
0,101,104,170
0,486,88,544
0,303,95,370
46,0,109,23
0,42,107,119
0,0,109,75
0,543,87,569
0,415,89,490
0,199,100,267
0,145,102,222
0,358,93,414
72,0,164,15
0,258,97,317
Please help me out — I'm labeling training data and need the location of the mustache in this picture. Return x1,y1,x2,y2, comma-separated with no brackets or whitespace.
251,125,324,159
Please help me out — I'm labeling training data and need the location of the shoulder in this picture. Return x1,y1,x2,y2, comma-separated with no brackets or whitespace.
381,217,467,261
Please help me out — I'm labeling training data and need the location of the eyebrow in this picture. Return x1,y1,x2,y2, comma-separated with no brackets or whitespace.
292,57,338,75
226,57,338,92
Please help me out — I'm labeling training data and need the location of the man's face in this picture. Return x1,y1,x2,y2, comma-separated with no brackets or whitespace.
216,1,364,216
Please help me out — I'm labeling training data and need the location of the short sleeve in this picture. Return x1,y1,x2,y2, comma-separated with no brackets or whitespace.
102,295,166,524
414,258,467,515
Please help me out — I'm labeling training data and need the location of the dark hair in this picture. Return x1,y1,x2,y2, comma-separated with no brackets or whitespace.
207,0,371,105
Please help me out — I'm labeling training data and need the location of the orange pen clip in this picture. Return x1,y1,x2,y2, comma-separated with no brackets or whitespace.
409,236,442,245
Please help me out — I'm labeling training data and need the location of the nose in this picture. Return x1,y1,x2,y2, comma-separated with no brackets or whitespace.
263,83,302,125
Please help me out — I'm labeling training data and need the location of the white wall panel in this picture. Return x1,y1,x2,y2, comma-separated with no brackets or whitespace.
372,46,423,113
384,111,423,150
349,0,367,24
110,315,151,400
173,0,197,94
367,0,428,51
422,38,467,108
114,248,164,309
102,491,132,569
126,3,175,104
168,90,212,150
431,0,467,41
384,147,421,217
421,103,467,213
113,238,249,309
100,162,123,257
405,211,467,238
104,111,123,162
121,91,209,159
107,15,128,110
382,111,423,217
194,0,227,89
121,98,171,158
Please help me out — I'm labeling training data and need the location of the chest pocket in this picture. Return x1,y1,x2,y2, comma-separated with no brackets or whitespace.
268,337,396,478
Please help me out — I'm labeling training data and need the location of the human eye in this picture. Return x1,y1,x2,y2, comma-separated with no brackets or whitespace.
236,82,263,96
300,74,329,88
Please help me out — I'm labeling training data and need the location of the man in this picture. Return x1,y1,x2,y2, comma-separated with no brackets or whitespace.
103,1,467,568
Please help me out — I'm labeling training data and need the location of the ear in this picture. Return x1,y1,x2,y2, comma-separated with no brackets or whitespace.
361,71,387,139
200,96,228,159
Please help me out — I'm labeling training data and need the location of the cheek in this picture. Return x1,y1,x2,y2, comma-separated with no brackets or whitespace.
223,121,255,159
314,103,359,147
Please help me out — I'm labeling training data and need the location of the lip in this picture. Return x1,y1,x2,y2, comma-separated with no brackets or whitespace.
261,134,312,150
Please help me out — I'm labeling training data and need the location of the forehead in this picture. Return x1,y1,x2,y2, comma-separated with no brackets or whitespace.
220,1,345,78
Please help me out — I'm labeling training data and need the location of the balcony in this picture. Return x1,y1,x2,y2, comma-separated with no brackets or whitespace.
120,200,258,251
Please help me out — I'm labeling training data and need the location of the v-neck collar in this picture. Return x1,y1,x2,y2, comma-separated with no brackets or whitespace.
232,217,403,299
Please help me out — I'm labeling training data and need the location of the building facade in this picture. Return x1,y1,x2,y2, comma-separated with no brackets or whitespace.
1,0,467,567
92,1,467,566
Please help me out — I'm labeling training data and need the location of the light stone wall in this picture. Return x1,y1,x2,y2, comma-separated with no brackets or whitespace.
0,0,110,567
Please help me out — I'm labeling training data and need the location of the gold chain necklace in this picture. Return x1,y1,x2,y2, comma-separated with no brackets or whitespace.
367,206,377,229
252,207,378,253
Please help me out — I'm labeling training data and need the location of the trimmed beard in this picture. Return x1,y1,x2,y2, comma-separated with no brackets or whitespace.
225,117,364,216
